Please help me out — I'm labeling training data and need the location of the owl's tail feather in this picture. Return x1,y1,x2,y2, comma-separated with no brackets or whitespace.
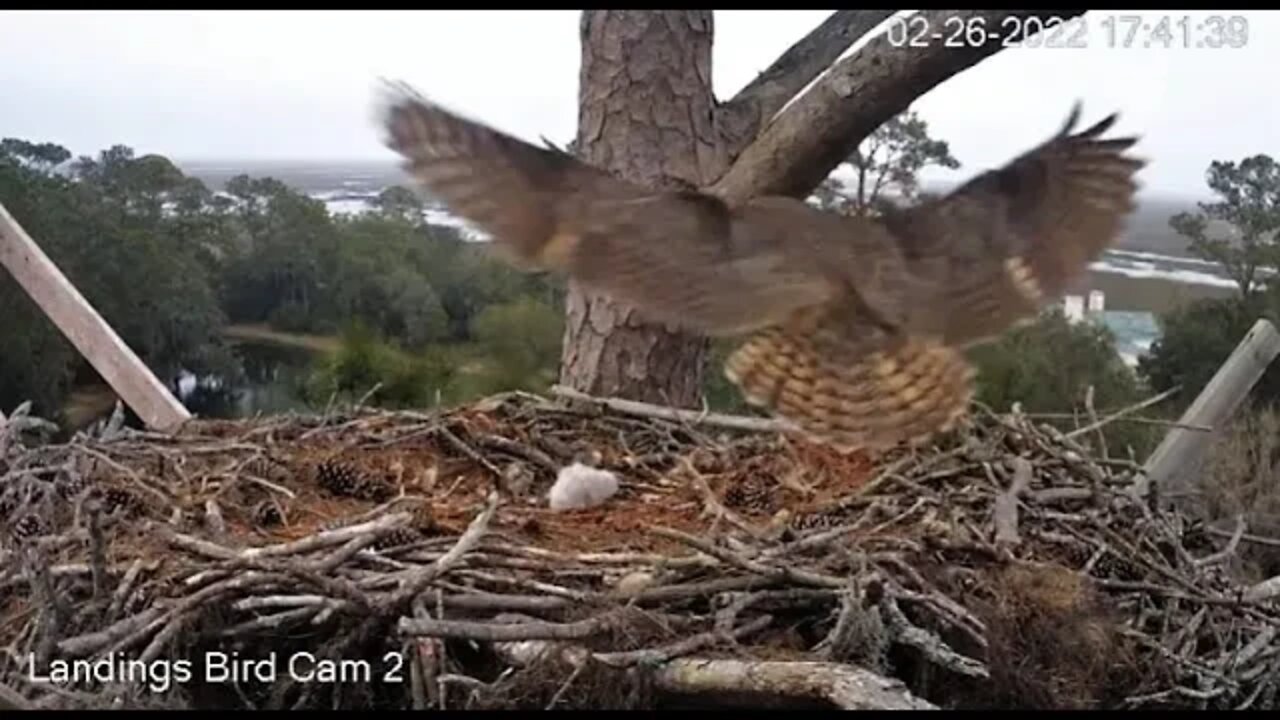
723,330,975,453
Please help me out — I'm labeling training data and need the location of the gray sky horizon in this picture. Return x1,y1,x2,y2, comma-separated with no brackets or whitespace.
2,10,1276,198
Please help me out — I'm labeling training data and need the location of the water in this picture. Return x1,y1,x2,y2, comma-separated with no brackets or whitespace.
179,340,318,420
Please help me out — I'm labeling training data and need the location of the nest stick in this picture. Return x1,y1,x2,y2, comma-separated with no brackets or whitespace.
993,457,1034,546
399,609,624,642
651,526,844,588
107,559,146,621
84,500,109,598
550,384,793,433
381,492,499,614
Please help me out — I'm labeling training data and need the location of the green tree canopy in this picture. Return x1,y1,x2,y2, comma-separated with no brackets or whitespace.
1170,154,1280,299
812,109,959,217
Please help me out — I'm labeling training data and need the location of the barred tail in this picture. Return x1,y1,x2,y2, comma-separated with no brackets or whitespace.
724,329,975,453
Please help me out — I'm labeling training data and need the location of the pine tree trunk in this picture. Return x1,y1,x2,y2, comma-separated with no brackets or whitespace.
560,11,730,407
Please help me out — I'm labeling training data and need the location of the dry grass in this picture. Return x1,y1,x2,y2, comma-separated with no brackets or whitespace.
1201,405,1280,579
966,563,1132,710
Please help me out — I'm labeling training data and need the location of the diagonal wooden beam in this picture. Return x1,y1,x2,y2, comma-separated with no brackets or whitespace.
0,202,191,432
1138,318,1280,517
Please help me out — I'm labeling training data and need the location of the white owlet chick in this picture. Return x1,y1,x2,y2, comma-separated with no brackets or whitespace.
548,462,620,512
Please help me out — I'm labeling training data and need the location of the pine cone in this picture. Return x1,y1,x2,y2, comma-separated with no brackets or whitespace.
373,527,422,551
55,474,91,501
724,478,778,515
409,501,439,535
315,460,394,502
11,514,43,541
101,487,141,516
789,504,859,532
316,461,363,499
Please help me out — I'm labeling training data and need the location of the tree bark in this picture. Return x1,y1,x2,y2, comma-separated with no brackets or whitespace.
561,11,729,407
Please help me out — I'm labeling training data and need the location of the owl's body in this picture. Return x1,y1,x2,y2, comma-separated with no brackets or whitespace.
378,82,1144,454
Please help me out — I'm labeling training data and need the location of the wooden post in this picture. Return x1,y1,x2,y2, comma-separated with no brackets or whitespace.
0,203,191,432
1139,318,1280,515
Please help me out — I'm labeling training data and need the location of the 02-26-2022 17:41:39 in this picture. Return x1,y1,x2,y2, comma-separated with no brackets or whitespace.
884,13,1249,51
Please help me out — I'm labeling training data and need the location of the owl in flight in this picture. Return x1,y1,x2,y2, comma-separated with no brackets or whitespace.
377,82,1144,454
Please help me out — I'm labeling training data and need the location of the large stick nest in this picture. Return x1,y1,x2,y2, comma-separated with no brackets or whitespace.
0,391,1277,710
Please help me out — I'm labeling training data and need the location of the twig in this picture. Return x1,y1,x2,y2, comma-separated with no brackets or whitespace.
651,526,844,588
596,614,773,667
204,499,227,538
57,607,167,657
0,681,32,711
399,609,624,642
107,559,146,621
240,473,298,499
84,499,108,598
380,492,499,614
550,384,792,433
1023,412,1211,432
219,607,319,637
436,426,505,487
1196,514,1245,568
475,433,559,474
993,458,1033,546
25,547,66,668
1064,386,1182,440
881,596,988,679
1243,573,1280,604
1082,385,1109,458
652,658,937,710
1207,526,1280,549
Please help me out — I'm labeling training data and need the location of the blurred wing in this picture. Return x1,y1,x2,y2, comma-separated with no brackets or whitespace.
377,82,838,336
886,103,1146,346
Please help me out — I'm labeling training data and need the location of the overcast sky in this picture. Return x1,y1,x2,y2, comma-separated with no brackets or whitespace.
1,10,1275,197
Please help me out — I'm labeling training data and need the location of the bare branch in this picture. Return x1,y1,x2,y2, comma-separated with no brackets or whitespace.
1243,573,1280,603
709,10,1087,203
0,682,31,711
551,384,792,433
653,658,937,710
718,11,895,154
993,458,1034,546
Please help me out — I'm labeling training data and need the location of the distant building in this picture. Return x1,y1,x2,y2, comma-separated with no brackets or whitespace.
1063,294,1086,323
1058,290,1159,368
1088,290,1105,314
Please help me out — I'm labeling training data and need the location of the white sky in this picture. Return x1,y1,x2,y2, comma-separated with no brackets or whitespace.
1,10,1276,197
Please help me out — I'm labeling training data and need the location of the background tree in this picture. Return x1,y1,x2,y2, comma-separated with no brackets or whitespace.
0,131,570,424
834,110,960,216
968,308,1160,457
1169,154,1280,300
563,10,1082,408
1139,293,1280,409
1143,155,1280,408
0,139,239,419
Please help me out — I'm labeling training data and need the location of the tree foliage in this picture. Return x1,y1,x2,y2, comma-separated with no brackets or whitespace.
302,322,457,410
1169,154,1280,299
968,309,1159,457
811,110,960,216
968,309,1142,416
0,132,572,424
0,138,238,418
1144,155,1280,412
1139,293,1280,409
